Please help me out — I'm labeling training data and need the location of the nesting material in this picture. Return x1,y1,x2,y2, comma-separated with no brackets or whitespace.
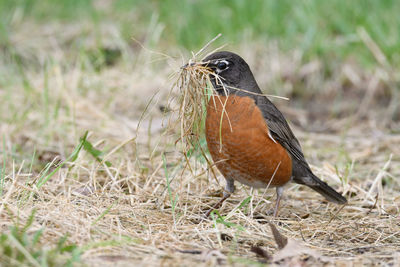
169,35,229,177
174,60,215,148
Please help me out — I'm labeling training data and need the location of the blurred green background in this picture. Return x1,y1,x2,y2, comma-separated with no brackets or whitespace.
1,0,399,131
1,0,400,67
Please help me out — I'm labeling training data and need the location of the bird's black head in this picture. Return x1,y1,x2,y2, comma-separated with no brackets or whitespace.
202,51,261,96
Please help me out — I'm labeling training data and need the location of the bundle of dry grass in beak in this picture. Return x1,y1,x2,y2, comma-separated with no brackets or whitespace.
169,35,227,170
176,61,215,138
172,58,216,170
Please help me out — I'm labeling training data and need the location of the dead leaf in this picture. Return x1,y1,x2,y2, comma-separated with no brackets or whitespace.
250,245,271,261
273,239,320,262
269,222,288,249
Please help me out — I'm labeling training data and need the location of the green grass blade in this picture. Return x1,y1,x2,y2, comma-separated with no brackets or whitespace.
163,153,177,215
22,209,36,234
31,228,43,247
81,138,112,167
91,200,116,226
36,131,88,189
7,234,41,267
237,196,252,210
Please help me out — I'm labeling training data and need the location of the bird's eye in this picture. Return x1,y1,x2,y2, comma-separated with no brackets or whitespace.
216,61,228,70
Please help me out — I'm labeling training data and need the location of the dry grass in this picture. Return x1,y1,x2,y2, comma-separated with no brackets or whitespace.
1,21,400,266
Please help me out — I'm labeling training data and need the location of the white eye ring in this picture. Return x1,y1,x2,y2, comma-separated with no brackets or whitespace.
215,59,229,73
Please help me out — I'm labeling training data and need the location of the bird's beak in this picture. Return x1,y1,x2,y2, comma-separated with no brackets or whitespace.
181,61,214,70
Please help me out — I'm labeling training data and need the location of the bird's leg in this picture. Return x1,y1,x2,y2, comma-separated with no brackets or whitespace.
205,178,235,217
273,186,284,217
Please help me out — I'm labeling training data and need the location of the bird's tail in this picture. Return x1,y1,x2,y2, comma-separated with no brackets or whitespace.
307,173,347,204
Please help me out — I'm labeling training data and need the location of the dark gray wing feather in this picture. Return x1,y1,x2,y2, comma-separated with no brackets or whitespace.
254,96,309,169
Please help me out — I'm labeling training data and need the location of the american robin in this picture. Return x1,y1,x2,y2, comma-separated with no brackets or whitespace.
191,51,347,216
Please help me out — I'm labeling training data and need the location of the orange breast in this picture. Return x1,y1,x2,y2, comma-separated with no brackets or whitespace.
205,95,292,188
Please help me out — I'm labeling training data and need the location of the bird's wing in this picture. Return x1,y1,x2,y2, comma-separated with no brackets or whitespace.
254,95,310,171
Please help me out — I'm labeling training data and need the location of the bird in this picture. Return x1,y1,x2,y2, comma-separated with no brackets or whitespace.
193,51,347,217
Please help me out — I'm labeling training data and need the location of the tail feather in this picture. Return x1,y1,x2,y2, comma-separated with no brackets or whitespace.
294,173,347,204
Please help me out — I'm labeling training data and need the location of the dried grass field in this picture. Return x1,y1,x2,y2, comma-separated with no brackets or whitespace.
1,1,400,266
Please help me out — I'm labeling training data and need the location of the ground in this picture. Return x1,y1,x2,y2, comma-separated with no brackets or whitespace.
1,1,400,266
